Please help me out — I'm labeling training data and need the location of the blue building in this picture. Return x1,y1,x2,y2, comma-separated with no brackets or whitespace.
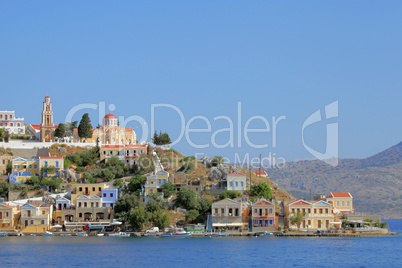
101,188,118,208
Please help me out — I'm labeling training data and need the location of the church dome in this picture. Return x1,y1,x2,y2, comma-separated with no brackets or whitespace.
104,113,117,119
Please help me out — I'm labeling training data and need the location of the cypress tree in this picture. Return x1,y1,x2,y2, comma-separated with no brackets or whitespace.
78,113,93,139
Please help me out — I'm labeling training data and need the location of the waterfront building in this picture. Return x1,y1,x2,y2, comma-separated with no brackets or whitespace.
326,192,354,214
20,203,53,232
0,110,25,134
0,203,17,230
285,199,334,230
99,144,147,164
211,198,243,231
251,199,276,231
70,183,108,205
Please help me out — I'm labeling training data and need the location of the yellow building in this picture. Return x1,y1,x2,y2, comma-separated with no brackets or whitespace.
20,203,53,232
74,113,136,145
0,203,17,230
144,171,173,196
326,192,354,214
70,183,107,205
9,156,64,184
0,155,13,175
38,156,64,177
285,199,334,230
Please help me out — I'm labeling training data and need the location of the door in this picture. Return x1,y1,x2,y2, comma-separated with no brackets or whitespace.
0,212,2,219
318,220,322,228
259,220,263,227
25,220,28,227
264,220,268,227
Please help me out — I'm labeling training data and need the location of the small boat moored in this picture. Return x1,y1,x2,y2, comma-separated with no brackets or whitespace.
108,232,130,237
76,232,88,237
259,231,274,237
162,228,191,237
43,231,53,237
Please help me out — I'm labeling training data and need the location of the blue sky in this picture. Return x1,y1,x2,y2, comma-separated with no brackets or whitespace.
1,1,401,163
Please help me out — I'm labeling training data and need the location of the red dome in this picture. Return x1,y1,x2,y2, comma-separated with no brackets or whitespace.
104,113,117,119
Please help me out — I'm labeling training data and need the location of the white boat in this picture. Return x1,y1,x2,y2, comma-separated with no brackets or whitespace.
162,228,191,237
96,233,104,237
17,232,24,237
43,231,53,237
108,232,130,237
259,231,274,237
76,232,88,237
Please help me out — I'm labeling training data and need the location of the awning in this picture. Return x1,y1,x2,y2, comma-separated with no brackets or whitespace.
212,223,227,227
330,222,342,224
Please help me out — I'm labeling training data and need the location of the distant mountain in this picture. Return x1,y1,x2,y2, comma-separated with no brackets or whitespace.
263,142,402,219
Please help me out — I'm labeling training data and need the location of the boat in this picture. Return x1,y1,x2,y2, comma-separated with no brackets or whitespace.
108,232,130,237
96,233,104,237
76,232,88,237
259,231,274,237
30,234,36,237
17,232,24,237
42,231,53,237
162,228,191,237
60,234,72,237
204,232,229,237
0,231,6,237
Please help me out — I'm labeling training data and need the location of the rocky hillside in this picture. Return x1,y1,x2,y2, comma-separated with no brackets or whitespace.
263,142,402,219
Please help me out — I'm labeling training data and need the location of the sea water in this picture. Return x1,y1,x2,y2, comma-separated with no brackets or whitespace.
0,220,401,267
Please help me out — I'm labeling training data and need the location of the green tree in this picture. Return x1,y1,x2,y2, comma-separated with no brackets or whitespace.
129,205,150,230
0,129,6,142
196,197,212,214
211,156,224,167
151,210,170,229
175,188,197,210
145,195,168,213
152,131,172,145
54,123,66,138
78,113,93,139
250,182,272,199
161,182,176,199
219,190,242,200
65,121,78,137
290,211,305,229
114,193,140,215
185,209,200,224
126,174,147,194
0,181,10,198
25,176,40,185
6,162,12,175
113,179,124,188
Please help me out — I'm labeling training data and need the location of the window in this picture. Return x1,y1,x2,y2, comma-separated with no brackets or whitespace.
84,202,87,208
126,150,130,156
230,182,233,187
269,220,273,225
44,172,47,177
133,150,137,155
265,209,268,216
336,201,340,207
55,161,59,168
79,187,83,192
314,209,317,213
96,202,99,207
254,209,257,214
342,201,345,207
103,151,106,155
325,209,329,213
347,201,350,207
79,213,82,218
99,187,102,191
292,208,295,213
269,208,273,214
103,203,106,207
92,187,95,191
308,220,311,226
103,193,106,197
29,164,32,169
140,150,144,154
151,180,154,185
319,208,323,214
91,202,94,208
30,220,34,225
44,161,48,167
41,220,45,225
42,210,46,215
110,193,113,197
241,182,244,187
34,164,37,169
214,208,218,214
235,182,238,187
308,209,311,213
5,212,9,217
110,151,113,155
78,202,82,207
10,123,13,127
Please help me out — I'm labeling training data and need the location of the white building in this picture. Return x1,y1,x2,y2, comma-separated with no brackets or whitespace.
0,111,25,134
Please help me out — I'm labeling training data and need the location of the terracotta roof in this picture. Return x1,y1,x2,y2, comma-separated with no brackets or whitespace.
228,172,245,176
252,170,267,176
31,124,41,130
328,192,353,198
104,113,117,119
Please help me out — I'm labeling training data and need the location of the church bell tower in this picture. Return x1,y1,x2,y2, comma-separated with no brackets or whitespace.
40,95,55,142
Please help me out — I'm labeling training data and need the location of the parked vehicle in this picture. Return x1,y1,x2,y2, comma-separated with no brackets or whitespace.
145,227,160,234
0,232,6,237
